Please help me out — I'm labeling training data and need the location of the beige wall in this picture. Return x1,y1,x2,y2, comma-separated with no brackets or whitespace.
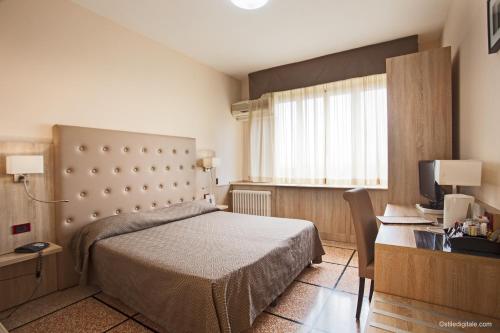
442,0,500,209
0,0,243,193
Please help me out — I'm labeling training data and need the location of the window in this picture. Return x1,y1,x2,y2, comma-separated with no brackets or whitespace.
249,74,388,187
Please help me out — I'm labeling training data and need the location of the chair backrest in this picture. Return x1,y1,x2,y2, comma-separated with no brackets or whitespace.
343,188,378,278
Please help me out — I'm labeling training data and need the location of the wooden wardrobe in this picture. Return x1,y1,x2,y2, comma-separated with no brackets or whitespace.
387,47,452,205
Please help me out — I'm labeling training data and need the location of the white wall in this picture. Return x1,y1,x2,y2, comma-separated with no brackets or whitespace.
442,0,500,209
0,0,243,192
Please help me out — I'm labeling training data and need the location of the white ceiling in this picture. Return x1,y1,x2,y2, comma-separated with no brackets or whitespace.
73,0,452,79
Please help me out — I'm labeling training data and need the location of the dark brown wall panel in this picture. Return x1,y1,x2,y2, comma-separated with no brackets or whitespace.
248,35,418,99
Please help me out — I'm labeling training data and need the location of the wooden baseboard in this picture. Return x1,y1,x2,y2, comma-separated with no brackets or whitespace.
232,184,388,243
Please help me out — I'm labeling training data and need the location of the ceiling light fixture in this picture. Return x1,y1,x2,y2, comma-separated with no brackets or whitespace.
231,0,268,10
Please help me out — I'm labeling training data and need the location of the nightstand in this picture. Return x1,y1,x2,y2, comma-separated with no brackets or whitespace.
216,204,229,211
0,242,62,312
0,242,62,268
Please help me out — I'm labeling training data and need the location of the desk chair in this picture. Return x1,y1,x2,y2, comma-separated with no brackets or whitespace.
343,188,378,319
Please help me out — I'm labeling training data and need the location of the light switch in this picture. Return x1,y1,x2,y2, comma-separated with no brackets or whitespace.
12,223,31,235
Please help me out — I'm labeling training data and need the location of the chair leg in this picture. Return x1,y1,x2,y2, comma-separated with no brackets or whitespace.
369,280,374,303
356,277,365,320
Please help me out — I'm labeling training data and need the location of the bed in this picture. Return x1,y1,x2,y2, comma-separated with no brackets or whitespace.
53,125,324,333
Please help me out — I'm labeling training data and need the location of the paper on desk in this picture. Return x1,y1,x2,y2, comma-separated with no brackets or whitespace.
376,216,434,224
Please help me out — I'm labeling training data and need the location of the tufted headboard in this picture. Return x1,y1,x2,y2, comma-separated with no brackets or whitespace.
53,125,197,289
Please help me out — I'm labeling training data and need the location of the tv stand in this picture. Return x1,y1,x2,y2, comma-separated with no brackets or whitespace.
416,204,443,215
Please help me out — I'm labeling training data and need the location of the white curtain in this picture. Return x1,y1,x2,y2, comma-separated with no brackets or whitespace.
249,74,388,187
248,94,274,182
273,85,326,184
324,74,387,186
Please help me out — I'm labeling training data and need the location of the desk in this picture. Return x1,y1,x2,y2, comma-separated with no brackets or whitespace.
375,205,500,320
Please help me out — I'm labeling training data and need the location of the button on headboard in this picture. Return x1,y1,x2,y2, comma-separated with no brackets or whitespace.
53,125,197,289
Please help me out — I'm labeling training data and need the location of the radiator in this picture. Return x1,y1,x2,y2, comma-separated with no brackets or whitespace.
232,190,272,216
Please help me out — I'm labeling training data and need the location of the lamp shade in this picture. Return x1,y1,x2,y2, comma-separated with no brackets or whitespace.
434,160,482,186
6,155,44,175
202,157,221,169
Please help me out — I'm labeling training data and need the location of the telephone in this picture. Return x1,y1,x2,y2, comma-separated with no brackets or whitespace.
14,242,49,253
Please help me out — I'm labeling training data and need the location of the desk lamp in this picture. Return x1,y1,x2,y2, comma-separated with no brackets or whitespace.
434,160,482,228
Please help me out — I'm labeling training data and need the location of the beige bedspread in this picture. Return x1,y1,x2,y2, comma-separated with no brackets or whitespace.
74,201,324,333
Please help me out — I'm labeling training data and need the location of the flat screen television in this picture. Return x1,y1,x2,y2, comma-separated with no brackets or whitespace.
418,160,444,209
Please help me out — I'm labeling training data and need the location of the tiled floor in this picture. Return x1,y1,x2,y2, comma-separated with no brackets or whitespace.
0,243,371,333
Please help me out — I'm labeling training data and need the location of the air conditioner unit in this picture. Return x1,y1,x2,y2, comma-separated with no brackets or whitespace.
231,100,249,121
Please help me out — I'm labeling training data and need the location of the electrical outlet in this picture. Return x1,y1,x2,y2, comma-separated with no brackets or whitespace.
12,223,31,235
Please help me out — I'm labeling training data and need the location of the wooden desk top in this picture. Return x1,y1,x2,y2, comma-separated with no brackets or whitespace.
376,204,499,262
0,242,62,268
384,204,425,217
376,204,441,249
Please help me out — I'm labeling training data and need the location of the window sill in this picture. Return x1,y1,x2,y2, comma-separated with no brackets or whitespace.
230,181,388,190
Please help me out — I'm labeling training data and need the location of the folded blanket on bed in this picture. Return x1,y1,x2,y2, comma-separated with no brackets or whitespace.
72,199,219,284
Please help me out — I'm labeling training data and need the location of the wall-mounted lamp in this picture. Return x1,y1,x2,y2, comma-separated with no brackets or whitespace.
202,157,221,172
201,156,220,204
6,155,44,182
6,155,69,204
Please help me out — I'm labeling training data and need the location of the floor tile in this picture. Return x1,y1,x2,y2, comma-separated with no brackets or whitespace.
135,312,311,333
322,246,354,265
11,297,126,333
108,319,153,333
134,314,168,333
94,292,138,316
321,240,357,250
313,290,370,333
348,251,358,267
0,285,100,331
0,264,370,333
296,263,344,289
335,267,371,296
245,313,307,333
266,281,330,325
